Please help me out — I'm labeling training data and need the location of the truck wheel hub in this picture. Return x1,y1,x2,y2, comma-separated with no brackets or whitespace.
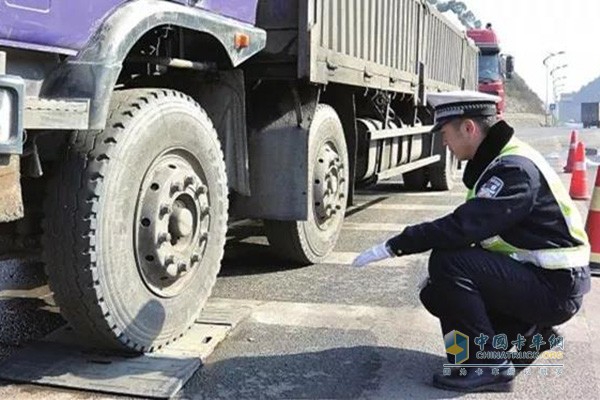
170,206,194,238
135,153,211,297
313,141,345,227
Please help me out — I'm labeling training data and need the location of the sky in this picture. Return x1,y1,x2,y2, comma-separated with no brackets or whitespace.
439,0,600,103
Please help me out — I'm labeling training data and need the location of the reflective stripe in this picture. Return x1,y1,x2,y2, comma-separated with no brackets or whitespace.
481,235,590,269
509,245,591,270
468,137,590,269
574,161,586,171
480,235,520,254
466,187,475,200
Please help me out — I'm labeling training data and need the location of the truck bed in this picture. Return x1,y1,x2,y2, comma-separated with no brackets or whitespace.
253,0,478,94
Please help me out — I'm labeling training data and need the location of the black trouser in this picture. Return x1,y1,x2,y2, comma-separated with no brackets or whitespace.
419,247,591,365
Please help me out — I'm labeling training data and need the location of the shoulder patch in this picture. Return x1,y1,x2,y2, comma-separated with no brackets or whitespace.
477,176,504,198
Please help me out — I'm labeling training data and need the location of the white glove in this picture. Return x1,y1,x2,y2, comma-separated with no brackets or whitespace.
352,242,395,267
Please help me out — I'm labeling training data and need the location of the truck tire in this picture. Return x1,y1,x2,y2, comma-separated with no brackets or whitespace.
429,146,459,191
264,105,349,264
402,169,429,190
42,89,228,352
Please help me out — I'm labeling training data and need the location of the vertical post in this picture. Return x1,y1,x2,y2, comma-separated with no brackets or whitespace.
543,51,565,127
545,65,549,126
0,51,6,75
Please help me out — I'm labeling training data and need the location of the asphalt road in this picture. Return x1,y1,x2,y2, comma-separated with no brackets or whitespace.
0,126,599,399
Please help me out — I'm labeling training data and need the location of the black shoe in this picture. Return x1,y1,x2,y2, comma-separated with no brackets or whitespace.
513,326,560,367
432,364,515,393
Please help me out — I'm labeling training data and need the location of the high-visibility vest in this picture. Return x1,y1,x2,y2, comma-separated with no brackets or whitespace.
466,137,590,270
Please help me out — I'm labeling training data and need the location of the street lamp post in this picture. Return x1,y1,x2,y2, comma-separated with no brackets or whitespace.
543,51,565,126
554,83,566,99
553,83,566,123
551,64,568,77
553,75,567,96
552,77,568,124
553,75,567,86
550,67,568,124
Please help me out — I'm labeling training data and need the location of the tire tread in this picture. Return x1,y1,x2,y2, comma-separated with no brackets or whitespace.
42,89,228,351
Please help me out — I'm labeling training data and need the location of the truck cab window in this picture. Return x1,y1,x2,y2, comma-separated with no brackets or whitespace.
479,54,501,82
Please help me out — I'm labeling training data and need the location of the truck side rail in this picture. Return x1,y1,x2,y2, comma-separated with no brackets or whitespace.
424,7,478,91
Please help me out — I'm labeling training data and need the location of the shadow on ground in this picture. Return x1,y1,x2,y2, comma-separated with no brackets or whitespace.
183,347,460,400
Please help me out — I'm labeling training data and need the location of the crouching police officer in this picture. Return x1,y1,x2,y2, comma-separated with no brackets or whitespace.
353,91,591,393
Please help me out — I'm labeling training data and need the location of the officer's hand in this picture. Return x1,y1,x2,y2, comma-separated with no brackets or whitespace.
352,242,395,267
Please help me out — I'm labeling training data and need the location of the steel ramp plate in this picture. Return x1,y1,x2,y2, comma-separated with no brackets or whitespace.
0,298,254,399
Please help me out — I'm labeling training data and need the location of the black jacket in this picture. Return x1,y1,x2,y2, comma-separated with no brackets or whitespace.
387,120,586,255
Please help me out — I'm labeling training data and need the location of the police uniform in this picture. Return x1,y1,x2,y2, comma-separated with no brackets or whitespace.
388,92,590,356
359,91,592,391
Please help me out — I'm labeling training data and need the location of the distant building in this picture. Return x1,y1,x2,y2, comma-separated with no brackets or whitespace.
558,93,578,122
558,75,600,123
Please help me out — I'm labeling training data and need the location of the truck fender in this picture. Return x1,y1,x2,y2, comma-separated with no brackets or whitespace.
39,0,266,130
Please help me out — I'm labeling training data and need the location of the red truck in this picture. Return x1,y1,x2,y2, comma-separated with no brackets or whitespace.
467,24,513,115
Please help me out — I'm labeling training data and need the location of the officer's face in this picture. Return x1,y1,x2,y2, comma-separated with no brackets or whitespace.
440,119,481,161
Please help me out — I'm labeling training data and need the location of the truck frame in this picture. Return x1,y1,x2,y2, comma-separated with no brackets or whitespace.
0,0,477,352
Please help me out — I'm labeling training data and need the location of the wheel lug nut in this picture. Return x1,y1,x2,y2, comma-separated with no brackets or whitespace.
178,262,188,274
184,176,195,187
190,254,200,267
166,263,179,278
160,204,172,217
196,185,207,195
171,182,183,195
158,233,172,245
336,205,342,210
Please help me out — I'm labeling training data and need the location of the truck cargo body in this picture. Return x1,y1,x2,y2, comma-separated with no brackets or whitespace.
253,0,477,94
0,0,478,352
243,0,477,194
581,102,600,128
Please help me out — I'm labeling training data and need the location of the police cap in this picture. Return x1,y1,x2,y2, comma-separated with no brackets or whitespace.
428,90,501,131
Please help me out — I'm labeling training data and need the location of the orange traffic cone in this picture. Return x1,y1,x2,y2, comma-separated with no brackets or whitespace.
586,167,600,276
564,130,578,173
569,142,590,200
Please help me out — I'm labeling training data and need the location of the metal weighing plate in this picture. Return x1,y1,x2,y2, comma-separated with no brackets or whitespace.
0,298,255,399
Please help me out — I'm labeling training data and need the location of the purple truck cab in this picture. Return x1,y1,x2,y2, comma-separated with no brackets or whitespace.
0,0,259,54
